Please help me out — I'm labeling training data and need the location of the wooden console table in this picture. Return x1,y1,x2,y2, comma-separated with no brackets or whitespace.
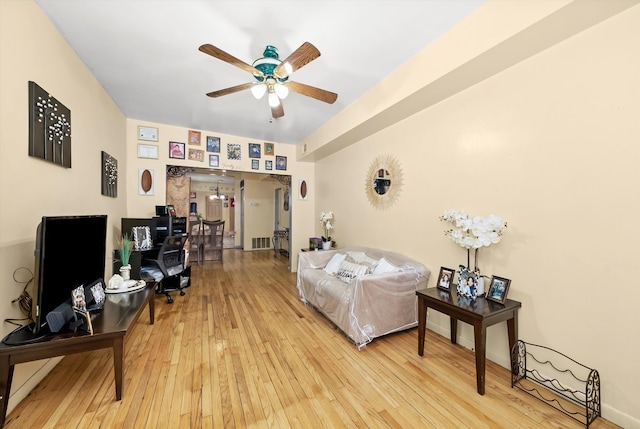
416,287,521,395
0,282,155,427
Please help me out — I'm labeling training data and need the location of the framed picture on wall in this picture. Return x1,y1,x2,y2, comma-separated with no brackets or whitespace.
227,143,241,160
188,148,204,161
188,130,201,145
264,142,274,156
101,151,117,198
139,168,154,195
276,155,287,170
169,141,185,159
251,159,259,170
265,160,273,170
298,179,308,200
249,143,261,158
137,126,158,142
206,136,220,152
209,154,219,167
137,144,159,159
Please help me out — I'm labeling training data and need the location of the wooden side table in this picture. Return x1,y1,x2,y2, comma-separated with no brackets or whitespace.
0,282,155,427
416,287,521,395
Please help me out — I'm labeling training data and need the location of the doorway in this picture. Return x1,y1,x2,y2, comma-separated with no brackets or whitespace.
206,197,222,220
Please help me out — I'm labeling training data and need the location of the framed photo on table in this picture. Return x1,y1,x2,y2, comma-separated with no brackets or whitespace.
437,267,455,291
487,276,511,304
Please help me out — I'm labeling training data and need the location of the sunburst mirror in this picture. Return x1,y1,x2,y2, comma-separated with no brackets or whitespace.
365,154,403,209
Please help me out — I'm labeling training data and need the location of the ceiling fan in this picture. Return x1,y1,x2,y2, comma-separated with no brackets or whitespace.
199,42,337,118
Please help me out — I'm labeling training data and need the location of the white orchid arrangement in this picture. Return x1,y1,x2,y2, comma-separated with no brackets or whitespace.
440,209,507,270
320,211,334,242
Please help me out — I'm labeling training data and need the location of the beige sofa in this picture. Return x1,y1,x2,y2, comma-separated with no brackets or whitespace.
297,246,430,348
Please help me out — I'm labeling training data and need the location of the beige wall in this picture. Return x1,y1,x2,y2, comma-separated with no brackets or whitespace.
304,2,640,427
4,0,638,426
0,0,317,414
124,118,315,259
0,0,128,411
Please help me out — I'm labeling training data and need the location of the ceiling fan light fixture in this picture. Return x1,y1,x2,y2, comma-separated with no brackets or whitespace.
274,83,288,99
268,92,280,107
283,62,293,76
251,83,267,99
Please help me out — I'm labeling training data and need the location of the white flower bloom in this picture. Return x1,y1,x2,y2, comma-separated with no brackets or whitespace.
441,209,507,250
320,211,335,239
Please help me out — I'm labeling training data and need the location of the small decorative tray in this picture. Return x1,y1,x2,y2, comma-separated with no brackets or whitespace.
105,279,146,294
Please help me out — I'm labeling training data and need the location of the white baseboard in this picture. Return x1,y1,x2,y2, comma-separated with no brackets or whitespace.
424,322,638,428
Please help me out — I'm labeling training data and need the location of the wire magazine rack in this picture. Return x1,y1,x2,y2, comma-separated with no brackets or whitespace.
511,340,601,428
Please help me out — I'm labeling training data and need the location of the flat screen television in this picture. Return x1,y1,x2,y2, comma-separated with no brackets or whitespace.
2,215,107,344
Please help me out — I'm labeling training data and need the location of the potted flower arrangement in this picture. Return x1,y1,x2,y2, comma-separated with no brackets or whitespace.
440,210,507,298
320,211,334,250
116,233,133,280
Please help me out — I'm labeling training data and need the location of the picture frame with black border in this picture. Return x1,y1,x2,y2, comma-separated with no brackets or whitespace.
265,160,273,170
209,154,219,167
249,143,261,158
276,155,287,170
169,141,185,159
251,159,259,170
206,136,220,152
486,275,511,304
437,267,455,291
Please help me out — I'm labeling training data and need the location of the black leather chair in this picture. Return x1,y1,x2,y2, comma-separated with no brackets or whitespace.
141,234,190,303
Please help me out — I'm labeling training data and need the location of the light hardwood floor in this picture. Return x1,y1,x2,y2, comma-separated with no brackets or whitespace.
6,250,619,428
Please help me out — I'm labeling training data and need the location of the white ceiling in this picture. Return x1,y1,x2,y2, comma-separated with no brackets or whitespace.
34,0,485,145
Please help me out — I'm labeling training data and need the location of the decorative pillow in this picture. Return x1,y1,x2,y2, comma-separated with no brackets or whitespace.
346,251,379,270
372,257,401,275
336,260,369,284
346,251,366,262
323,253,347,275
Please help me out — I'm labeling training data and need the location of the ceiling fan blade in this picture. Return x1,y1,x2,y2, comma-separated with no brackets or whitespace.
286,81,338,104
199,44,263,77
271,102,284,118
206,83,254,98
274,42,320,78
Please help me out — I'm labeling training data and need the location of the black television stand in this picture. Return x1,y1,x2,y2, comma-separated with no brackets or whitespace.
1,323,49,346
